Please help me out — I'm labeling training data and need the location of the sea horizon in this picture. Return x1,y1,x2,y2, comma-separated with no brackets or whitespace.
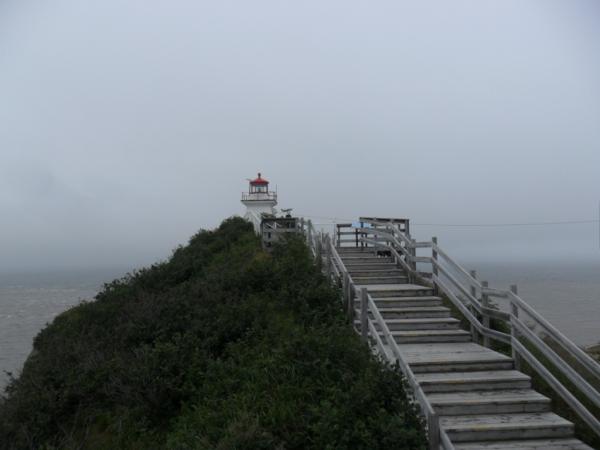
2,259,600,390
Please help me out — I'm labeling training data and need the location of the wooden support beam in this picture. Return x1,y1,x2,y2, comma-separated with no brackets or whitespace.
360,288,368,341
431,237,439,295
510,284,521,371
481,280,490,348
470,270,478,343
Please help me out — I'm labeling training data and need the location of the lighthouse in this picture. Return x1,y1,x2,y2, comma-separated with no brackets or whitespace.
241,173,277,232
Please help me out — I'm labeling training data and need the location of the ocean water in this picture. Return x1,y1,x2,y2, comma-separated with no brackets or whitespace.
0,269,126,390
0,262,599,390
468,260,600,348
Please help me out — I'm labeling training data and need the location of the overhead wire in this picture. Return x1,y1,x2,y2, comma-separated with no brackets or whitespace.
296,213,599,228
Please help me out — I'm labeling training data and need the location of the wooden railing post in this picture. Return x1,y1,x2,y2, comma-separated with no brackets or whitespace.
427,412,440,450
410,243,417,272
360,221,365,249
325,236,332,280
405,228,417,272
470,270,478,343
315,228,321,251
347,278,354,320
431,237,438,293
360,288,369,341
481,280,490,348
342,272,349,310
510,284,521,371
318,235,324,264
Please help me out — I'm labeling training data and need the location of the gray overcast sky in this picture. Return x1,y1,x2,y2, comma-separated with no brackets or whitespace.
1,0,599,271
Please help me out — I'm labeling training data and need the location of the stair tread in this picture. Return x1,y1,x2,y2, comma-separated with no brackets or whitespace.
440,412,573,431
416,370,530,384
373,306,450,312
390,329,471,337
341,256,393,260
337,251,377,254
342,258,401,270
353,275,407,278
369,296,442,301
349,269,405,273
454,438,593,450
353,277,408,284
398,343,512,364
357,298,443,307
344,261,396,265
385,317,460,324
429,389,550,405
361,283,431,290
350,274,407,278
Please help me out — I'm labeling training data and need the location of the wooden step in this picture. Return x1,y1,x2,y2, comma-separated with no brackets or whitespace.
389,329,471,344
376,306,451,319
398,343,514,373
369,317,461,331
348,269,407,277
454,438,594,450
339,253,380,259
429,389,550,415
416,370,531,393
364,284,435,298
343,261,397,268
341,256,394,264
356,296,443,308
441,412,574,442
352,275,408,284
336,247,376,253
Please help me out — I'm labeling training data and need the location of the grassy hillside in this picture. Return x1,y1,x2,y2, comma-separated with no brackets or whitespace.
0,217,425,449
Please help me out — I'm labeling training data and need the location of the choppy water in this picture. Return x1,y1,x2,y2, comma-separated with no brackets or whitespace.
0,269,126,390
469,260,600,348
0,262,599,390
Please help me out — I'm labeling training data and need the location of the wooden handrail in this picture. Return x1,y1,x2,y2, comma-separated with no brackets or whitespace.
507,290,600,381
367,293,442,449
513,319,600,409
513,338,600,437
434,262,483,314
433,243,482,290
357,226,511,347
434,275,511,344
305,215,600,447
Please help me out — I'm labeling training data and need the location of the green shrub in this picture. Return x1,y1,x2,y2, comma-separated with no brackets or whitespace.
0,217,425,449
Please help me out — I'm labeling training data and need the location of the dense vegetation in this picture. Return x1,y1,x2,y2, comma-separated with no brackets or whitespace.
588,344,600,363
0,217,425,449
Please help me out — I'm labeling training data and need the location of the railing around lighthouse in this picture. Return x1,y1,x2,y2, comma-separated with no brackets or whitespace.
301,217,600,448
241,191,277,202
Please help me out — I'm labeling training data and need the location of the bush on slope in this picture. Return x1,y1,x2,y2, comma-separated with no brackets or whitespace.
0,217,425,449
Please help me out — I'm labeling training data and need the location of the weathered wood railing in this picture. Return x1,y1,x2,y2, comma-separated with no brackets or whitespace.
336,217,600,444
300,216,600,448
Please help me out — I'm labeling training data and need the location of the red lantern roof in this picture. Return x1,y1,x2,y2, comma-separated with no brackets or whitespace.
250,172,269,185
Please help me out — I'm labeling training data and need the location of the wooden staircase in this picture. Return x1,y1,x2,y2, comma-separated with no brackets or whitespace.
338,247,594,450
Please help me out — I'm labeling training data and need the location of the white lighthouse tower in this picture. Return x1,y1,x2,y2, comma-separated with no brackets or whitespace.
241,173,277,232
